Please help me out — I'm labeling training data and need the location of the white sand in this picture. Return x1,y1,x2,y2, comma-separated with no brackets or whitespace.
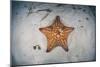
11,2,96,65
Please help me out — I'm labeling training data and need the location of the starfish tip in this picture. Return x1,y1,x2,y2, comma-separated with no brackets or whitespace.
72,27,75,30
65,48,69,52
39,28,43,31
46,49,51,52
56,16,60,19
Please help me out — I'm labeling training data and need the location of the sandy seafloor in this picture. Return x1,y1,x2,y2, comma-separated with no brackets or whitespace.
11,1,96,65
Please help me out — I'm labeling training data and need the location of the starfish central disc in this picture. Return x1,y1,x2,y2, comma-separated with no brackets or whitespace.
39,16,74,52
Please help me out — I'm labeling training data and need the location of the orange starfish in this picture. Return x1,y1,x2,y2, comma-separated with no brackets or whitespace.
39,16,74,52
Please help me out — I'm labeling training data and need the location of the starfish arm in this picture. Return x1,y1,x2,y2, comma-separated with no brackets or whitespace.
51,16,64,28
60,39,69,51
46,38,56,52
39,27,52,37
63,26,74,34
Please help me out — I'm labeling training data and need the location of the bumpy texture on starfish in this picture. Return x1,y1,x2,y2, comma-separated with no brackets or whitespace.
39,16,74,52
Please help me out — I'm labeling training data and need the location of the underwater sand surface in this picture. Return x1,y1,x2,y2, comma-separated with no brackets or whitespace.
11,1,96,65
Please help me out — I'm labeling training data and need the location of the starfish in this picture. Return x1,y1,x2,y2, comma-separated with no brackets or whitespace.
39,16,74,52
